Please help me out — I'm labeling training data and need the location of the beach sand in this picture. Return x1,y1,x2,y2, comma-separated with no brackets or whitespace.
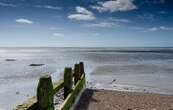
74,89,173,110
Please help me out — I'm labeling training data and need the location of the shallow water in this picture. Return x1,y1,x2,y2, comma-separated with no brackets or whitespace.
0,47,173,110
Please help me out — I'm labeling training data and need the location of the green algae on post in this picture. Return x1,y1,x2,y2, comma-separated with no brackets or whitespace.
37,75,54,110
64,68,73,99
74,64,80,85
79,62,84,75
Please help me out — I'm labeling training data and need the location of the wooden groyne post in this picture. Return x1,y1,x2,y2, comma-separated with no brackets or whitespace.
37,75,54,110
64,67,73,99
79,62,84,75
74,64,80,85
74,62,85,84
14,61,86,110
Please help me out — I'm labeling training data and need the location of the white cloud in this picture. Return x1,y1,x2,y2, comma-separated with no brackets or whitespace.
160,26,173,31
92,0,137,12
85,22,115,28
16,18,33,24
109,18,131,23
147,26,173,32
53,33,64,37
34,5,61,10
0,2,17,7
68,14,95,21
148,27,158,31
76,6,93,15
44,5,61,10
68,6,95,21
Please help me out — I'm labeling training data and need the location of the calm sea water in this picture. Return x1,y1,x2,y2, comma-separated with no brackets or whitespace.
0,47,173,110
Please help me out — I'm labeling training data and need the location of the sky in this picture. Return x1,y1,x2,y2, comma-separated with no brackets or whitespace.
0,0,173,47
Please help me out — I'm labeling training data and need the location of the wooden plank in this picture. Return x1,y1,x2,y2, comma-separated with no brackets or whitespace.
53,80,64,95
13,96,37,110
58,74,86,110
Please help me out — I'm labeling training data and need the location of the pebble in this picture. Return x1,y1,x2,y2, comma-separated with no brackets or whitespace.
16,91,20,95
54,88,64,108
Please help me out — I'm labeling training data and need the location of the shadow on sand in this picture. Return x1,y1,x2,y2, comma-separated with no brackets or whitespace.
74,89,99,110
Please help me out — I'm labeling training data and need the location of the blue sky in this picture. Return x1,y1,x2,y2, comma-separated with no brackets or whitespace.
0,0,173,47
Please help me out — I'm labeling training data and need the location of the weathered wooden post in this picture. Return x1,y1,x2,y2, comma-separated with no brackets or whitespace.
37,75,54,110
64,67,73,99
74,64,80,85
79,62,85,75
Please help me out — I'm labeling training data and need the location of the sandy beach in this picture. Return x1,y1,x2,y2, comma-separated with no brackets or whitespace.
75,89,173,110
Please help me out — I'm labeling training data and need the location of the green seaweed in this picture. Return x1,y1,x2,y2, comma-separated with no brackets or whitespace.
37,75,54,110
59,74,86,110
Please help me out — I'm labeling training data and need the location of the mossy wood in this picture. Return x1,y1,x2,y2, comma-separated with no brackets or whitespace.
64,68,73,99
14,62,86,110
79,62,84,75
59,74,86,110
13,96,37,110
37,75,54,110
53,80,64,95
74,64,80,85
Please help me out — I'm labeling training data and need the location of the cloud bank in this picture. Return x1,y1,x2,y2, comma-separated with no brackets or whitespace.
85,22,115,28
16,18,33,24
0,2,17,7
68,6,95,21
53,33,64,37
92,0,137,12
148,26,173,32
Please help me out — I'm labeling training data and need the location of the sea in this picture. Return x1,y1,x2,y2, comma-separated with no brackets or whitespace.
0,47,173,110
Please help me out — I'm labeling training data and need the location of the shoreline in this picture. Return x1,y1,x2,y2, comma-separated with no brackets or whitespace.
1,75,173,110
1,77,172,110
88,73,173,95
75,88,173,110
12,86,173,110
88,82,173,96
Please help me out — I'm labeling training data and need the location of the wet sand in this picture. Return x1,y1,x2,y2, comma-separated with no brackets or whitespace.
75,89,173,110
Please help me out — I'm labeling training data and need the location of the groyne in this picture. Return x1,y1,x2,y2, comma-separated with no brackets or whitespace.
14,62,86,110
